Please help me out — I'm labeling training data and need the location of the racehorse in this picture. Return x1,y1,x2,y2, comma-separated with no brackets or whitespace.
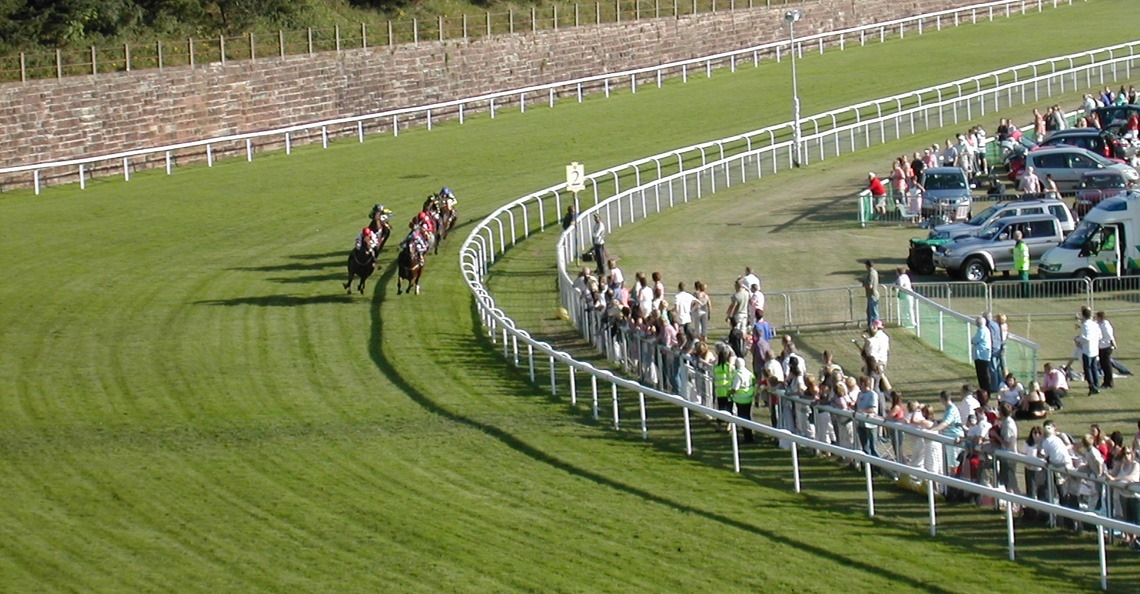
410,205,439,255
343,244,377,294
436,194,458,242
396,242,425,295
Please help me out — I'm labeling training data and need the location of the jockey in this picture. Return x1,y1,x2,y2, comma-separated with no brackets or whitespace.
370,204,392,223
355,226,379,252
411,224,431,256
439,186,458,208
411,209,436,235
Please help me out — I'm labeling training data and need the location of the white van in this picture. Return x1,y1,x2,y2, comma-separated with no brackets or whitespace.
1038,191,1140,278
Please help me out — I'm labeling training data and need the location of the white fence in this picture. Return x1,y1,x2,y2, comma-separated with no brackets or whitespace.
0,0,1108,194
460,43,1140,588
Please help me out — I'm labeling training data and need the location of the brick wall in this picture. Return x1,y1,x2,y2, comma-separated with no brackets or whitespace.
0,0,995,180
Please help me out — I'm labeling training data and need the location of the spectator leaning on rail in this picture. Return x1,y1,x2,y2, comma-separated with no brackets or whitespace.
729,357,756,444
713,351,735,432
867,173,888,219
933,390,966,470
854,375,881,464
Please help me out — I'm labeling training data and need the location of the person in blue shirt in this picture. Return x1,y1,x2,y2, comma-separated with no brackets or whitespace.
854,376,880,460
985,312,1005,393
971,316,992,399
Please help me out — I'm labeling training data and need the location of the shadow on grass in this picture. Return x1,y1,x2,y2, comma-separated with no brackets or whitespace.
196,294,357,306
366,267,974,594
268,272,348,284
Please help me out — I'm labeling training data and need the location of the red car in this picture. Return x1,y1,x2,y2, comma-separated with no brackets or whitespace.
1074,169,1133,217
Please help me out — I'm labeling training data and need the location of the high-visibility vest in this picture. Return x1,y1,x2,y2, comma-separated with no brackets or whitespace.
731,369,755,405
713,364,732,398
1013,241,1030,272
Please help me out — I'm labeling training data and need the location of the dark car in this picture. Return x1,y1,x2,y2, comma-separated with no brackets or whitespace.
1092,105,1140,134
1039,128,1135,162
1074,169,1133,218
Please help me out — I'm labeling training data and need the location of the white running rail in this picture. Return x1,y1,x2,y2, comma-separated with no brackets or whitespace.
460,49,1139,590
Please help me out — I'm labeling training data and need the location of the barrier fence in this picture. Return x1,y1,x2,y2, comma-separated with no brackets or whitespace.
3,2,1123,193
447,28,1140,588
0,0,1079,84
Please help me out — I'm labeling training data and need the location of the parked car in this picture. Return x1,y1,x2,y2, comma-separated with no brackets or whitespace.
919,167,972,223
1012,146,1139,191
1038,128,1136,162
1074,169,1133,218
1092,105,1140,135
932,213,1066,281
927,197,1075,240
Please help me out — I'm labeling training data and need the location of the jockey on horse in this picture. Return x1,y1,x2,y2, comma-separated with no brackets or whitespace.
410,202,438,254
402,222,431,269
366,204,393,257
435,186,458,240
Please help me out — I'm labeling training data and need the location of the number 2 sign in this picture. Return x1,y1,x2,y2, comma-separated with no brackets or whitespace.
566,162,585,193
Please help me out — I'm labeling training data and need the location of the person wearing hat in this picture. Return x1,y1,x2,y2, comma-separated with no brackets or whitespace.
366,204,393,256
729,357,756,443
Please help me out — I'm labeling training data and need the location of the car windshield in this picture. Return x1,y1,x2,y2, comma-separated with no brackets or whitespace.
1062,220,1100,249
1082,174,1126,189
924,173,966,190
1085,151,1113,166
977,221,1005,240
966,204,1002,226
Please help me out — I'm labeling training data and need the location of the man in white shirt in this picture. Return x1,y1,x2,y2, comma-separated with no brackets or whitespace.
1018,166,1042,195
606,259,624,295
673,282,697,341
863,320,890,371
956,385,981,423
1096,311,1117,389
590,213,607,276
742,267,762,293
1039,422,1072,462
895,268,915,328
1078,306,1103,394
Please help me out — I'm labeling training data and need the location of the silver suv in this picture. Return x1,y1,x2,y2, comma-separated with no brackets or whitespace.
1022,146,1139,191
928,198,1075,241
933,213,1065,281
920,167,972,222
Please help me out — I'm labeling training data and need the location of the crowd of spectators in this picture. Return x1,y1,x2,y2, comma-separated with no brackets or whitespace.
569,263,1138,544
866,89,1140,221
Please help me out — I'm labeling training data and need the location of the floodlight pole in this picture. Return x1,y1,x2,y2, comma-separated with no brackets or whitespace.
785,9,803,168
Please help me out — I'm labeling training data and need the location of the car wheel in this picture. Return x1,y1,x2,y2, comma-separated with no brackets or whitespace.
963,257,989,282
1075,269,1096,281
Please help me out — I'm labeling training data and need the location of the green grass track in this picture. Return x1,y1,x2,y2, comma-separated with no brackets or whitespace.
2,1,1139,591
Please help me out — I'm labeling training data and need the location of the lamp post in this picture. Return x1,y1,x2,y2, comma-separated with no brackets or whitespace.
784,9,803,167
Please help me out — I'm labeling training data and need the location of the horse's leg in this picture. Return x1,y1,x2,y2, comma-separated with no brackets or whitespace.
344,270,354,293
414,269,422,295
